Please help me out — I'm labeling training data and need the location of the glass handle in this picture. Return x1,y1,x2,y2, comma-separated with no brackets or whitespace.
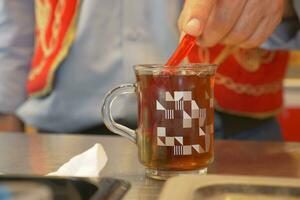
101,84,137,143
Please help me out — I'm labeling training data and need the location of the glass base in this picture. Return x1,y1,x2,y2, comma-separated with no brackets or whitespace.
145,168,207,180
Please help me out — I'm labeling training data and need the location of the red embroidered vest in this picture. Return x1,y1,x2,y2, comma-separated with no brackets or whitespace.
188,45,289,118
27,0,80,97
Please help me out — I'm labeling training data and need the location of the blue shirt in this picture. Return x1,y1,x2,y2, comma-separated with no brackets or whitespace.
262,1,300,49
0,0,182,132
0,0,299,132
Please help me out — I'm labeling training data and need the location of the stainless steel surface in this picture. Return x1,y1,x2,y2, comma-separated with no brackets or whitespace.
0,133,300,199
159,175,300,200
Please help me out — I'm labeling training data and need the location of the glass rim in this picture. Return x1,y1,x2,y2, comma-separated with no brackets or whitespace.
134,63,217,71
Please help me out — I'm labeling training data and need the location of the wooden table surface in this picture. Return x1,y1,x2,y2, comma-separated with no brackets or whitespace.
0,133,299,199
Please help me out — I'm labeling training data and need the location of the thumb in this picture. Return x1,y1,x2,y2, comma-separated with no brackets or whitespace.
182,0,216,37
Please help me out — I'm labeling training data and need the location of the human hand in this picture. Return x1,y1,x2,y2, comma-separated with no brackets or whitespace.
0,114,24,132
178,0,285,49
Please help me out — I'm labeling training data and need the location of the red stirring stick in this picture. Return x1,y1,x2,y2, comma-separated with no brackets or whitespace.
166,34,197,66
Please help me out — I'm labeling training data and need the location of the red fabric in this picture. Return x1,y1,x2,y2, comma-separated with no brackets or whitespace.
188,44,289,116
27,0,79,96
278,108,300,142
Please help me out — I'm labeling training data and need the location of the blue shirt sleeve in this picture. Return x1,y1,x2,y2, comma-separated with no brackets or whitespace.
0,1,35,114
262,0,300,50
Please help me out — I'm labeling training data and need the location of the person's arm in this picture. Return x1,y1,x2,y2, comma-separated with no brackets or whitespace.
262,0,300,50
0,1,35,132
0,115,24,132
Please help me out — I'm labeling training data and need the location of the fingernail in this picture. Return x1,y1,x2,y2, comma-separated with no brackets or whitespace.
184,18,202,36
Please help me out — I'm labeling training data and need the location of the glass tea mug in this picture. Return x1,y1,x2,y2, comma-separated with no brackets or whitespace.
102,64,217,180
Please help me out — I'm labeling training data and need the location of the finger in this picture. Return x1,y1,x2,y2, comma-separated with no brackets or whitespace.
197,0,248,47
221,0,265,46
181,0,217,37
239,14,282,49
178,1,190,32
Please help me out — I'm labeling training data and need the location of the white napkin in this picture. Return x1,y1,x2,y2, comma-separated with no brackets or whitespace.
48,143,107,177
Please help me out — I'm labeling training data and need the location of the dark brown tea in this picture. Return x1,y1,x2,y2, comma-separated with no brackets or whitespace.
136,71,214,171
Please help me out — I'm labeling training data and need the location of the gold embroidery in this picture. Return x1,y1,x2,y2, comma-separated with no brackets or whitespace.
30,0,66,80
205,46,276,72
29,1,80,97
232,48,276,72
215,73,282,96
212,46,237,65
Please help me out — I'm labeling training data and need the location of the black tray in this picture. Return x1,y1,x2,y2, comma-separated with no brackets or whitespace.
0,175,130,200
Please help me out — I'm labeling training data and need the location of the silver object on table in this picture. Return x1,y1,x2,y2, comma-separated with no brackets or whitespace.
159,175,300,200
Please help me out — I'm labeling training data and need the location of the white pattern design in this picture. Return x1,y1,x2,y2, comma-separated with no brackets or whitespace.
156,91,213,156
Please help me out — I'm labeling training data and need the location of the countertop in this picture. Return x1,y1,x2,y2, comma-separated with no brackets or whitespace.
0,133,299,199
